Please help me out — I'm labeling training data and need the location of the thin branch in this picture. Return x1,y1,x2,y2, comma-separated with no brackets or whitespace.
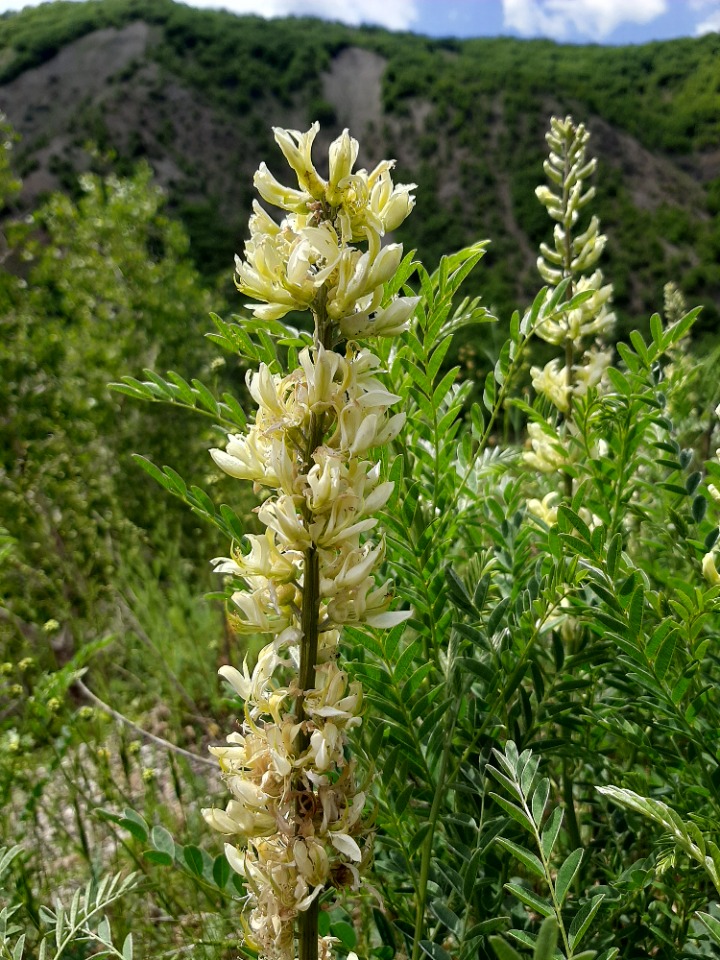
73,678,215,770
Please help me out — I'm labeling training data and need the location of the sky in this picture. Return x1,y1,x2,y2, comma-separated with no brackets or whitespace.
1,0,720,45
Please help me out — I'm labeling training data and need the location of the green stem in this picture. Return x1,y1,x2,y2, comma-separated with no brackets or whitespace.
608,408,631,541
512,771,574,959
296,542,320,745
295,301,333,960
298,899,320,960
557,131,583,840
528,810,573,960
411,708,458,960
562,758,582,851
563,335,575,501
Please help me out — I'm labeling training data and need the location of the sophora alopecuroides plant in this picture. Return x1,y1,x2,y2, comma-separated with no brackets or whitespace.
200,124,417,960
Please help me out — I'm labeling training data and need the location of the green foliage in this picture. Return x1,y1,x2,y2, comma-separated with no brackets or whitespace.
0,843,138,960
0,156,218,626
0,113,249,960
0,112,20,210
97,806,242,898
4,1,720,333
488,743,614,960
596,787,720,896
3,60,720,959
113,168,720,955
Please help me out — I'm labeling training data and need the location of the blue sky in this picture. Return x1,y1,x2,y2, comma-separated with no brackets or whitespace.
1,0,718,44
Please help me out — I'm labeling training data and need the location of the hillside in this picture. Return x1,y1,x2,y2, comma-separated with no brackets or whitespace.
2,0,720,332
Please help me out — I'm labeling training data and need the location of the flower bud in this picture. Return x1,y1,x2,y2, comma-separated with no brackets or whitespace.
328,129,359,200
254,163,309,212
702,552,720,586
272,122,326,199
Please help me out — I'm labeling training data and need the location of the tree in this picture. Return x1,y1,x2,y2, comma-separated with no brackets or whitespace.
0,146,216,633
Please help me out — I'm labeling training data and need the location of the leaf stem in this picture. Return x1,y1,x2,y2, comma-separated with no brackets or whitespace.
517,789,573,960
411,703,458,960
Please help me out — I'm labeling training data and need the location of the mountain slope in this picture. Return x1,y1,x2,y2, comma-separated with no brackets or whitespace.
2,0,720,332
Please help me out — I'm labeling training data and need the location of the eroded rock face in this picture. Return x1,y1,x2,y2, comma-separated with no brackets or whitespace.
589,114,707,214
321,47,386,158
1,13,716,322
3,22,152,142
1,23,154,200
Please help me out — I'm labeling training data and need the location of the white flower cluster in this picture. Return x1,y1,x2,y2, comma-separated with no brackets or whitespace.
202,124,414,960
526,491,601,531
525,116,615,475
236,122,418,338
210,349,409,636
530,346,613,413
524,420,567,474
703,403,720,586
534,116,615,348
535,272,615,347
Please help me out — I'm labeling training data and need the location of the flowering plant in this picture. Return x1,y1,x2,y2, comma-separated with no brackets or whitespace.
114,115,720,960
198,123,417,960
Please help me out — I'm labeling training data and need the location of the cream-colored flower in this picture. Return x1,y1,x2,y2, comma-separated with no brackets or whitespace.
294,837,331,886
254,164,310,212
304,663,362,722
229,583,295,635
217,644,289,713
329,832,362,862
210,427,272,484
369,159,416,232
531,359,569,412
527,492,560,526
212,530,299,584
536,270,615,346
327,243,403,321
320,540,385,597
574,346,612,394
298,344,347,413
702,552,720,586
327,129,359,203
310,721,343,772
524,421,566,473
339,296,419,339
273,122,326,199
325,575,404,628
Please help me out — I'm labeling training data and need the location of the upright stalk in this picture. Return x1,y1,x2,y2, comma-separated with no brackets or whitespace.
296,298,332,732
296,304,332,960
563,335,575,500
298,901,320,960
535,118,611,852
411,708,458,960
296,542,320,741
561,123,576,501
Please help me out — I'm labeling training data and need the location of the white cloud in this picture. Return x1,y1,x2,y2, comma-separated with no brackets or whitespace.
168,0,418,32
0,0,419,30
696,8,720,33
0,0,52,8
692,0,720,34
502,0,667,40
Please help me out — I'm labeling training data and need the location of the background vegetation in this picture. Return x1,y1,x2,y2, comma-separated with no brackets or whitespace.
2,3,720,959
2,0,720,333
